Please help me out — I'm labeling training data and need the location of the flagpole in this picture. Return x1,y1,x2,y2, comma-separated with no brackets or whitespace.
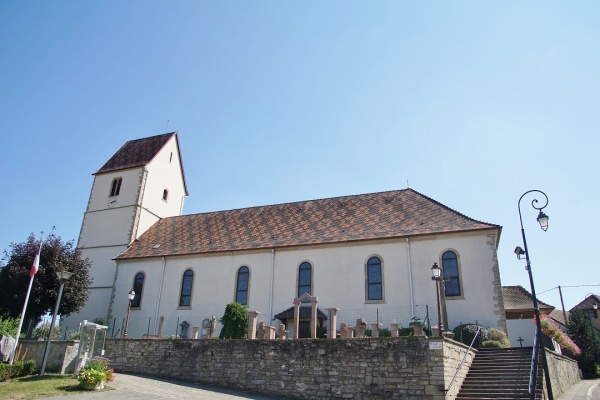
9,240,42,365
9,275,35,364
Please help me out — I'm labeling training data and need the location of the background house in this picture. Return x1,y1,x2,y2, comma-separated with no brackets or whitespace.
63,133,507,338
502,285,555,347
570,294,600,331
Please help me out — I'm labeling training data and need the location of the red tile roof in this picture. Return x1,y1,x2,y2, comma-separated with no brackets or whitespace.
502,285,554,313
115,189,500,260
96,132,176,174
548,309,570,327
95,132,188,195
570,294,600,312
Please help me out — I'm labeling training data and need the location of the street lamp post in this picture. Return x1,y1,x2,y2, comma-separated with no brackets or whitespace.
123,290,135,338
40,270,73,375
431,262,444,337
516,189,553,400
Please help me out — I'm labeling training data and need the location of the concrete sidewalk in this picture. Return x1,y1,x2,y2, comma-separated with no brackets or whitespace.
557,379,600,400
43,373,282,400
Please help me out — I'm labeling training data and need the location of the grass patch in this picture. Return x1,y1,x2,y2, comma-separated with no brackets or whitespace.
0,374,112,399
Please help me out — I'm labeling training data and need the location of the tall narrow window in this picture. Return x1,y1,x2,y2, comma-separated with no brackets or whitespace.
442,251,461,296
110,177,122,197
366,256,383,301
179,269,193,307
235,266,249,305
162,189,169,201
131,272,145,308
298,262,312,298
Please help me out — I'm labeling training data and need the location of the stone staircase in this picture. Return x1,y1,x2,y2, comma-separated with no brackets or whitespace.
455,347,543,399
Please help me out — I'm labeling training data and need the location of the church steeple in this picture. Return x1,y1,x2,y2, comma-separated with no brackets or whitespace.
66,132,187,326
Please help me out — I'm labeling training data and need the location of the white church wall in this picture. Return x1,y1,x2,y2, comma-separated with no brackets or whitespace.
79,168,145,248
80,246,123,286
79,207,138,248
131,138,187,241
111,230,501,337
142,137,186,217
86,168,144,212
60,246,124,331
506,318,536,347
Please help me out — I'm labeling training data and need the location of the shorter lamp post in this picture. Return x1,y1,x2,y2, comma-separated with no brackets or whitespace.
123,290,135,338
40,270,73,375
431,262,444,337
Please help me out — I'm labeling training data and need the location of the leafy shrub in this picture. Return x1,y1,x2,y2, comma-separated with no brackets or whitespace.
219,302,248,339
481,340,502,348
317,325,327,338
379,328,391,337
69,330,81,340
0,360,37,382
0,315,19,337
488,328,510,348
536,314,581,355
452,324,489,348
33,322,60,340
398,327,413,336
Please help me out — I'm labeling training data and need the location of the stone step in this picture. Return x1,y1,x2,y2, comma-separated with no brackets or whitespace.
455,347,543,400
456,390,540,399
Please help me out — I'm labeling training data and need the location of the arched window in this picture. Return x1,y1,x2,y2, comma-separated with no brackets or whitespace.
162,189,169,201
298,262,312,298
179,269,193,307
366,256,383,301
130,272,145,308
442,251,461,296
110,177,122,197
235,266,249,305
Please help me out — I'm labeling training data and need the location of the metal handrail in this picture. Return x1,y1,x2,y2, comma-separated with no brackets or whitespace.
529,329,538,399
445,326,482,393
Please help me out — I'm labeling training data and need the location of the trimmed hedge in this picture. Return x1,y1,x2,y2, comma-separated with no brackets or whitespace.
0,360,37,382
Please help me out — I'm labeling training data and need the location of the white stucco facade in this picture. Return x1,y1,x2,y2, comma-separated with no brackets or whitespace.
109,230,504,338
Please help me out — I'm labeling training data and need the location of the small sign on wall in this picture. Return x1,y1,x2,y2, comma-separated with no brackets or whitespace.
428,341,443,350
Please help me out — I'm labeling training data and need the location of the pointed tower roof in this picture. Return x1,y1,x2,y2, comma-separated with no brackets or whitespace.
95,132,188,195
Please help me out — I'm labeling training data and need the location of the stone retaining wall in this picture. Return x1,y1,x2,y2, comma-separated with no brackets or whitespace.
17,340,79,374
105,337,474,400
545,349,580,398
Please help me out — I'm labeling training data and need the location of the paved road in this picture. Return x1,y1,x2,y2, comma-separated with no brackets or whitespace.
43,373,284,400
557,379,600,400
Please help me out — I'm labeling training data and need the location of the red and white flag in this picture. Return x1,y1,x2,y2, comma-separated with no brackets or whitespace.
30,241,42,278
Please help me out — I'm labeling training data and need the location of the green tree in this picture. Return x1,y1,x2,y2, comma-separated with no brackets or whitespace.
0,315,19,337
219,302,248,339
0,233,92,331
567,309,600,378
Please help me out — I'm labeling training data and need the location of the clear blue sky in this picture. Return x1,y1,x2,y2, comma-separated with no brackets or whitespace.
1,2,598,313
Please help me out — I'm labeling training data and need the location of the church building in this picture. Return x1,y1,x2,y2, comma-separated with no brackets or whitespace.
63,132,507,338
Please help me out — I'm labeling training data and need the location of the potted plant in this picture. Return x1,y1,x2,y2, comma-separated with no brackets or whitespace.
77,357,115,390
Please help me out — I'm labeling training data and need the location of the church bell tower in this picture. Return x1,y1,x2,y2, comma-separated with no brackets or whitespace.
62,132,188,329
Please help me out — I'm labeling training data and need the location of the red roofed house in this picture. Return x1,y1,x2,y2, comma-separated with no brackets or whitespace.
570,294,600,331
63,132,507,338
502,285,555,347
